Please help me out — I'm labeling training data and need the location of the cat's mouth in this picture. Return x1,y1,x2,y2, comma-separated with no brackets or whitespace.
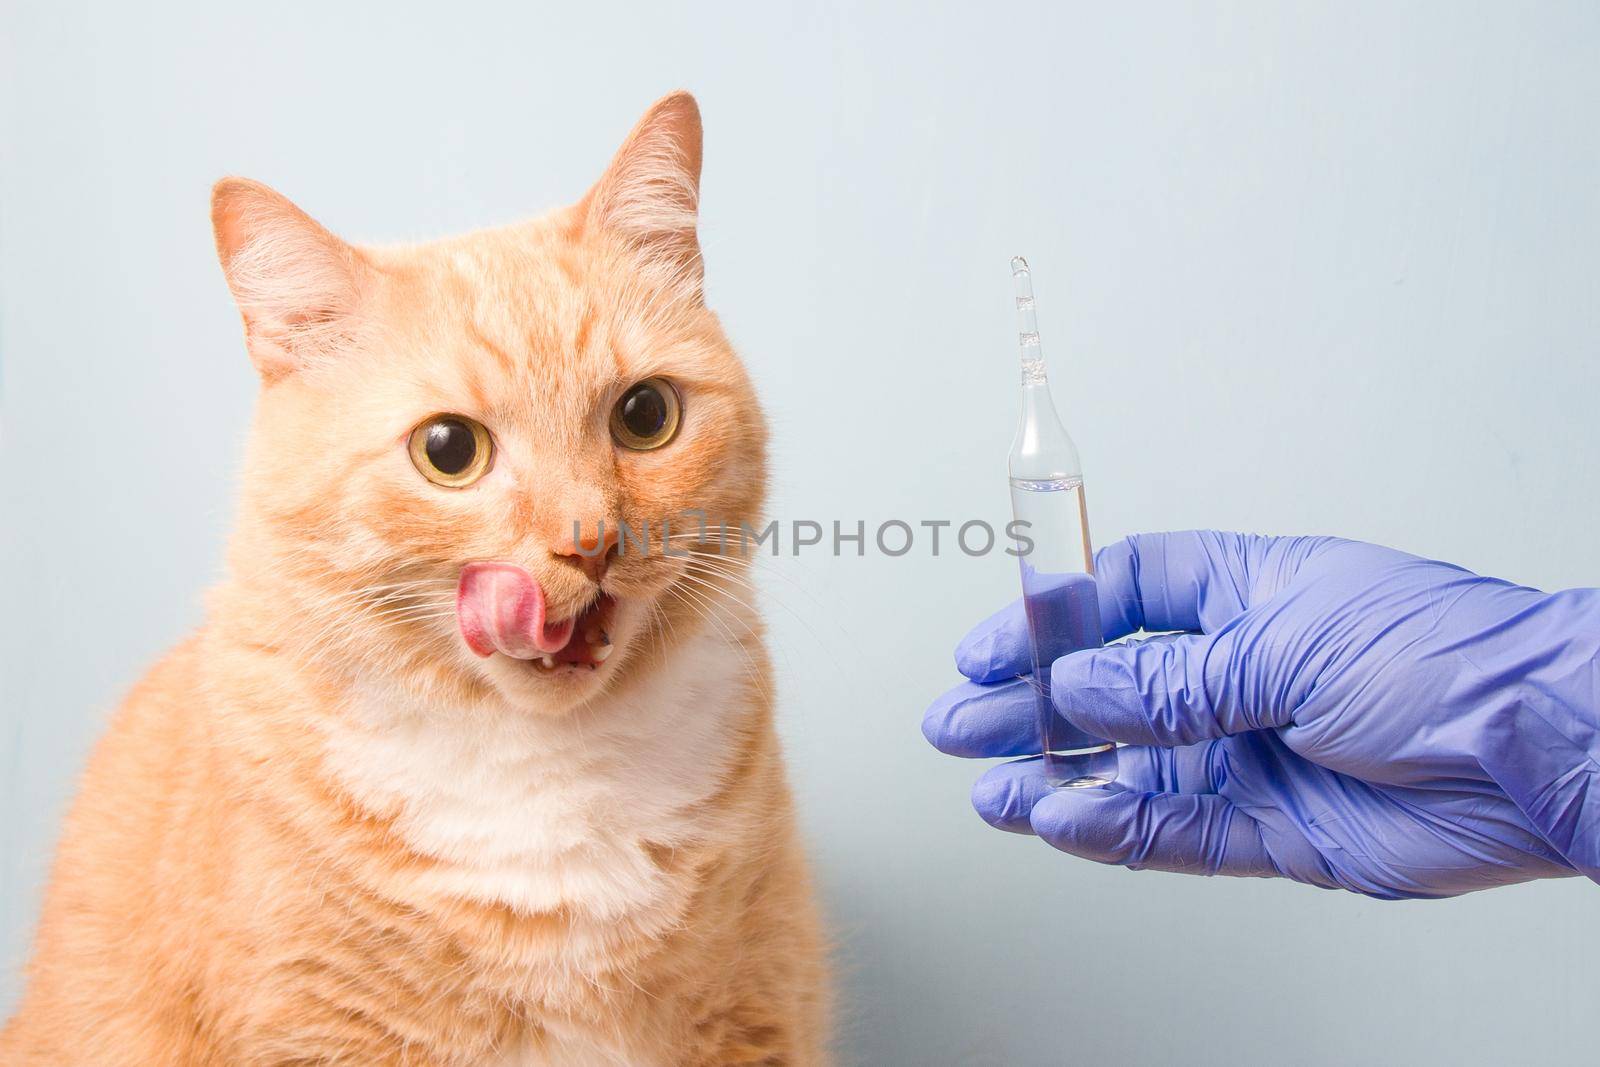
533,594,615,672
456,561,615,673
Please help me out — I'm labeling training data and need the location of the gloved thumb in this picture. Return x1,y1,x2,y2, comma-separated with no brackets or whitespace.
1049,626,1292,748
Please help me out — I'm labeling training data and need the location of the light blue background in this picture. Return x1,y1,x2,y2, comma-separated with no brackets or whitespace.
4,3,1598,1064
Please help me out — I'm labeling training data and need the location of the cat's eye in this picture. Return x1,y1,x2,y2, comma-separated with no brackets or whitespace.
610,378,682,451
408,414,493,487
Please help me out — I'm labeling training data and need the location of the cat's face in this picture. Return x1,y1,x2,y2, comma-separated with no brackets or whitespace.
214,93,764,715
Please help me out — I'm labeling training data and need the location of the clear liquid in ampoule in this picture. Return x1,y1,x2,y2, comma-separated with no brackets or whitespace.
1008,475,1117,789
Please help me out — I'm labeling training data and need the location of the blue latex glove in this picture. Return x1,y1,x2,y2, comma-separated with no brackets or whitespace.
924,531,1600,899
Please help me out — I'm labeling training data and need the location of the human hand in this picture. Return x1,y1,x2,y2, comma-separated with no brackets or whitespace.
924,531,1600,899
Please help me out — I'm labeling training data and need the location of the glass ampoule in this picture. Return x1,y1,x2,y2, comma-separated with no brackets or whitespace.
1007,257,1116,789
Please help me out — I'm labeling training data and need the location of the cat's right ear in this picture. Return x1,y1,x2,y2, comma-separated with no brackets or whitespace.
210,178,367,381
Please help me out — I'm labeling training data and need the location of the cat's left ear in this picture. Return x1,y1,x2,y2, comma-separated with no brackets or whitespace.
211,178,370,381
582,91,705,295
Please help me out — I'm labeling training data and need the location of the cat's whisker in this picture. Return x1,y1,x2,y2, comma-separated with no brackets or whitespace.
681,559,815,627
679,567,760,602
283,586,455,626
672,588,765,669
679,556,846,651
646,533,834,588
288,595,458,656
671,571,762,637
667,544,865,699
664,560,761,588
294,585,457,624
314,578,459,601
648,602,669,665
669,536,859,626
294,589,439,627
660,585,771,704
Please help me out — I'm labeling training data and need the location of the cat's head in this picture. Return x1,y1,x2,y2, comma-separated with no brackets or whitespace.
212,92,764,715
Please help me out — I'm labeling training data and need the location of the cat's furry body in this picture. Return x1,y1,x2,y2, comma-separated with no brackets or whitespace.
2,93,828,1065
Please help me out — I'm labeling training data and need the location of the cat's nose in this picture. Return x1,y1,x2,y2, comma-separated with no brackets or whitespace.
552,524,619,583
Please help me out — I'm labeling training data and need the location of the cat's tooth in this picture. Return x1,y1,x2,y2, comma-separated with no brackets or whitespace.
540,654,556,669
592,644,613,663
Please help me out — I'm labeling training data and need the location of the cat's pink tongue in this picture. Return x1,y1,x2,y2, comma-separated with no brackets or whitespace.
456,562,576,659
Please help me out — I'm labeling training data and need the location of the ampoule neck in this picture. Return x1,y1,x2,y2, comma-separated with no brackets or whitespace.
1021,350,1050,388
1017,373,1072,432
1011,367,1082,480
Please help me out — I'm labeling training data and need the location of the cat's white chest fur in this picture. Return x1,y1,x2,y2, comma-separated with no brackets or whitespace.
323,617,752,934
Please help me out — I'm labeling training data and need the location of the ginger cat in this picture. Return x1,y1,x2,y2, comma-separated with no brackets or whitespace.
2,92,829,1066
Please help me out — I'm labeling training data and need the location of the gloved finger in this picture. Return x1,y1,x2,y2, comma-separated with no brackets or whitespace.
1112,741,1221,796
969,757,1053,834
967,743,1225,838
1093,531,1276,638
954,571,1106,684
1029,785,1280,877
1051,627,1292,748
957,531,1302,684
923,677,1107,758
952,596,1030,684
